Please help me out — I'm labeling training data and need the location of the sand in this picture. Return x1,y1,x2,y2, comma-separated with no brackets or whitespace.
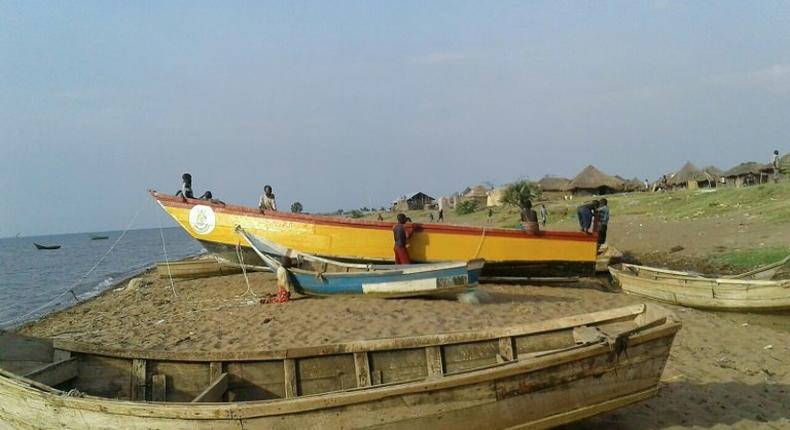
17,267,790,430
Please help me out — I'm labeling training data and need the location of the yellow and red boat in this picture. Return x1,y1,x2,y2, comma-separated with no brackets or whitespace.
151,191,598,276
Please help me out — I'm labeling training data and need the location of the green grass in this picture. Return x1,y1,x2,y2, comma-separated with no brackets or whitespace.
711,247,790,269
353,182,790,230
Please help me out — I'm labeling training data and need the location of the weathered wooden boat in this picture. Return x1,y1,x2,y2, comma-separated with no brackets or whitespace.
622,255,788,281
89,235,109,240
239,228,484,298
610,263,790,311
33,243,60,250
0,304,680,429
155,258,267,279
150,191,598,277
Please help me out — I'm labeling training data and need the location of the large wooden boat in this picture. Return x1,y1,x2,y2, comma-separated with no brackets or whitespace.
0,304,679,430
150,191,598,277
610,263,790,311
239,228,484,298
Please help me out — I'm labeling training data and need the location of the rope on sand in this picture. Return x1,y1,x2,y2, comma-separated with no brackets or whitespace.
0,200,145,329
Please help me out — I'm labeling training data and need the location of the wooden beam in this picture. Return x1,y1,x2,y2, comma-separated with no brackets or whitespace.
353,352,371,387
425,346,444,378
498,337,515,363
209,361,224,401
151,374,166,402
131,359,146,401
52,349,71,362
191,373,228,403
283,359,297,398
23,358,77,386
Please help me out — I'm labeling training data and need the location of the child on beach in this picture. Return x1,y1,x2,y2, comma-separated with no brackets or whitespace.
262,256,293,304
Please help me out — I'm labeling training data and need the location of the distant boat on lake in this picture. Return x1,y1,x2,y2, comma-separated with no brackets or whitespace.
90,235,109,240
33,243,61,250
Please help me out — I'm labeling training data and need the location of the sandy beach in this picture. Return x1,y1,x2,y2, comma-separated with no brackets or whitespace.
17,263,790,429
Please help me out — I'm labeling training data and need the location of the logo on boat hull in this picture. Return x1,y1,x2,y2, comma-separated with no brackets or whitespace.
189,205,215,235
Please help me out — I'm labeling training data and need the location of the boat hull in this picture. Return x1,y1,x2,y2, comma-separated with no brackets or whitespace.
610,264,790,311
151,192,598,277
0,304,680,430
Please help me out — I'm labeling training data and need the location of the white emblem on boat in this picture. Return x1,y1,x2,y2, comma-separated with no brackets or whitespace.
189,205,215,235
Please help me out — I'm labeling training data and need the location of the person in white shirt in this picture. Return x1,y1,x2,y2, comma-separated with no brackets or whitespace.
259,185,277,211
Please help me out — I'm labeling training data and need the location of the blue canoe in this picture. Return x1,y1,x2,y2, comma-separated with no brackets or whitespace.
238,228,485,298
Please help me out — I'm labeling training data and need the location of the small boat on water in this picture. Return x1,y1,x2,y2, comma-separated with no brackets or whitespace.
155,258,268,279
33,243,60,250
89,235,109,240
150,191,599,277
238,228,484,298
610,263,790,311
0,304,680,429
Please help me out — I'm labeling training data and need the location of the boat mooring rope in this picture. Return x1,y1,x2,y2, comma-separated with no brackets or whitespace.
0,201,145,329
235,241,258,299
156,208,178,298
473,227,488,258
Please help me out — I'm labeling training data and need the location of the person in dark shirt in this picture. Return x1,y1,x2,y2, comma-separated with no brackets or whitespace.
437,209,444,222
596,198,610,247
392,213,414,264
175,173,194,199
519,200,539,234
576,200,599,235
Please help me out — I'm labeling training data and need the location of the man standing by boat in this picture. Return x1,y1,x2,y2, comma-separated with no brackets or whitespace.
259,185,277,211
393,213,414,264
596,199,609,248
576,200,599,235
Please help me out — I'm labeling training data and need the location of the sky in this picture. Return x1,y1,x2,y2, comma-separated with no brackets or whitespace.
1,1,789,236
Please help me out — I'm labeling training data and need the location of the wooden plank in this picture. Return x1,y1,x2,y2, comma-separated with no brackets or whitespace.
209,362,224,401
369,348,428,384
353,352,371,388
74,354,133,399
131,359,146,401
52,349,71,362
226,361,284,401
147,361,210,402
425,346,444,378
191,373,228,403
23,358,77,386
151,374,166,402
296,354,356,396
283,359,297,398
498,337,515,363
444,340,498,374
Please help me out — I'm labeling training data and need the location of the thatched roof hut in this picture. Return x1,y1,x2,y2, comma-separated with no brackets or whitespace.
722,162,772,187
622,177,646,192
568,165,624,196
780,153,790,174
702,166,724,182
667,162,714,189
537,176,571,192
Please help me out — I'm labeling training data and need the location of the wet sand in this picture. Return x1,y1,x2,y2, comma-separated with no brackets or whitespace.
17,269,790,429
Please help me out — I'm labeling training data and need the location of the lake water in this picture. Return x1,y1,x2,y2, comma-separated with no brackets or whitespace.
0,228,203,329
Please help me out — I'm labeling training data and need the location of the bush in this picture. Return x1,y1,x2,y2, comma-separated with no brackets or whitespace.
350,210,365,218
290,202,303,213
502,180,542,209
456,199,479,215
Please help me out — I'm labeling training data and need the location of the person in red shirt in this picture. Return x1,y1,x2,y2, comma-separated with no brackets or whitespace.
392,213,414,264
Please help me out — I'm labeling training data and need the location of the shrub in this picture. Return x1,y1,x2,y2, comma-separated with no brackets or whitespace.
350,210,365,218
290,202,303,213
502,180,542,209
456,199,479,215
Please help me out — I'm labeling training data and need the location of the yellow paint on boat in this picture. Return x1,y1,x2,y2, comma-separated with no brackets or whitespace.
157,200,596,264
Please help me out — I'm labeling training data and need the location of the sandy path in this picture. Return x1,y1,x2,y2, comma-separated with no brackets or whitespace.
18,270,790,430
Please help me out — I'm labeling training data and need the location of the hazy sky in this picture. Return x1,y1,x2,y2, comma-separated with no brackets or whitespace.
2,1,789,236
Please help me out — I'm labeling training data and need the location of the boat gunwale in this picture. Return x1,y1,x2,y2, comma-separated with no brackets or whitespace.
2,313,680,421
150,191,598,243
51,304,657,362
617,264,790,287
